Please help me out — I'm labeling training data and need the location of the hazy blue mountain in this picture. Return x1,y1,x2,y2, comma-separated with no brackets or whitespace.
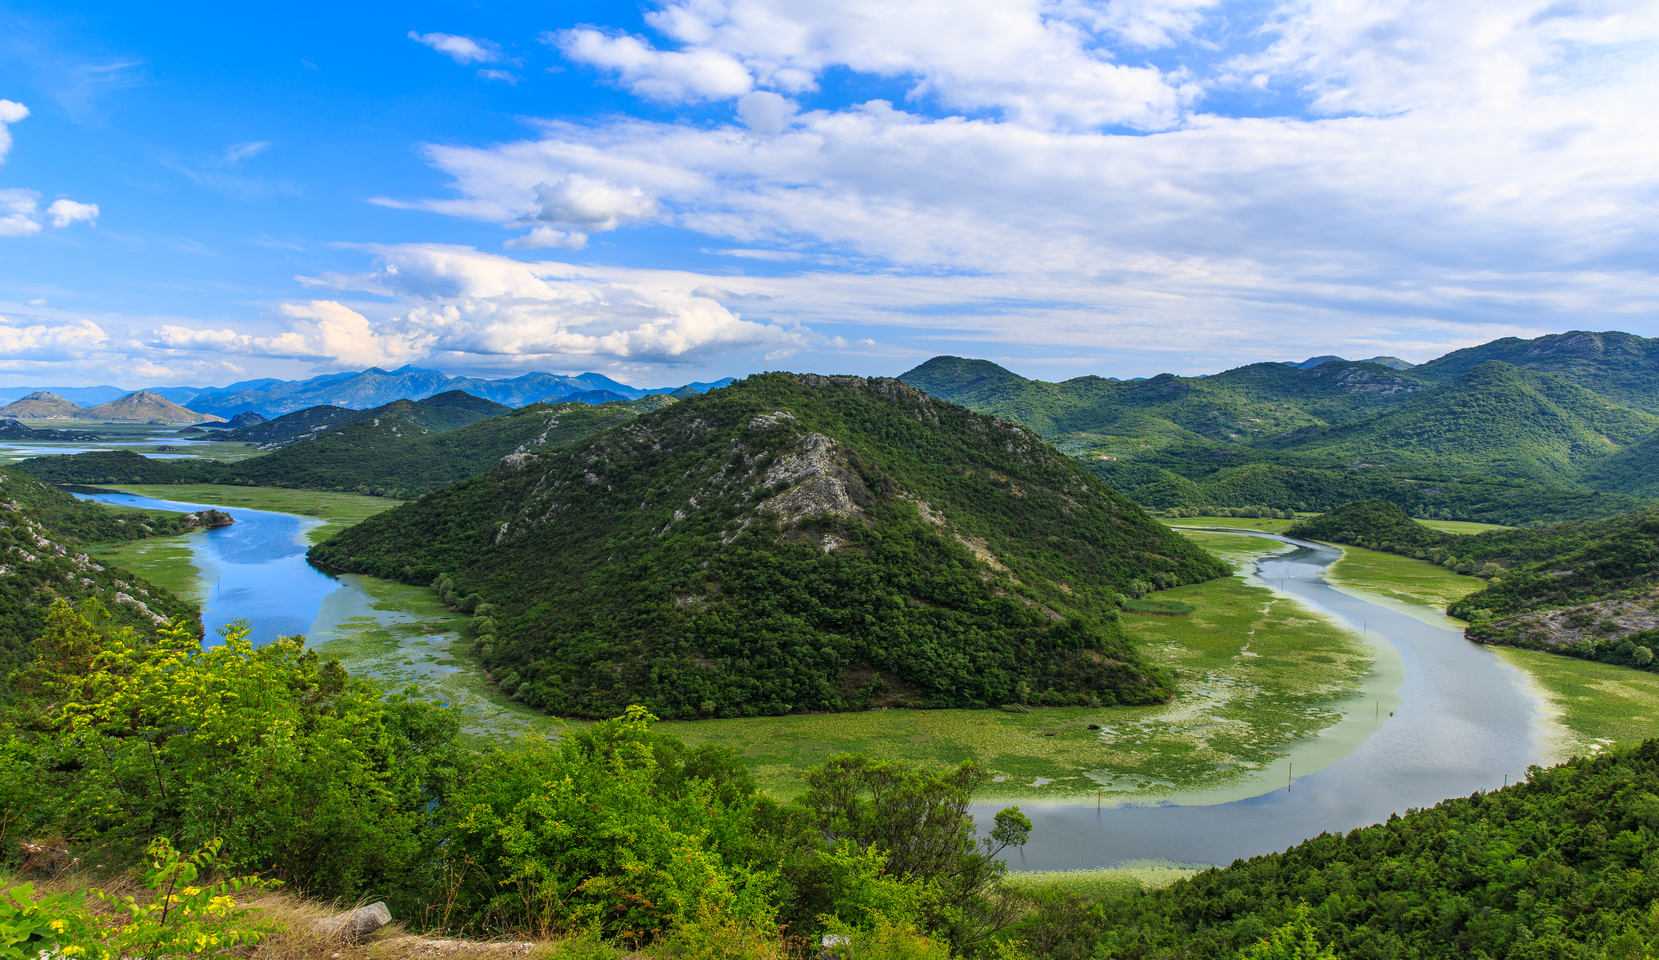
0,385,131,406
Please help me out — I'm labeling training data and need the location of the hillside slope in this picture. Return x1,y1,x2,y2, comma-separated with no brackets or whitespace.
1411,330,1659,412
311,374,1229,718
206,390,510,448
82,391,222,424
0,468,199,678
1266,362,1659,486
0,391,88,419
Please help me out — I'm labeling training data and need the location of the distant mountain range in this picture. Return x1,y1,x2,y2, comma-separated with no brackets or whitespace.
0,390,222,424
0,367,738,419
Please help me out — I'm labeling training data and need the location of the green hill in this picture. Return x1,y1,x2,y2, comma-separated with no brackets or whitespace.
0,467,199,678
1411,329,1659,413
17,398,656,498
899,356,1426,444
309,373,1229,718
1581,426,1659,498
207,390,511,449
1081,738,1659,958
1265,361,1659,486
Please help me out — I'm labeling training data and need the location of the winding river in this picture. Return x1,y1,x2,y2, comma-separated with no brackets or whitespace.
991,532,1549,870
76,491,1550,868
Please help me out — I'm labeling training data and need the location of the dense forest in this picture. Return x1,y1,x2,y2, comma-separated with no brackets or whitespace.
311,373,1229,718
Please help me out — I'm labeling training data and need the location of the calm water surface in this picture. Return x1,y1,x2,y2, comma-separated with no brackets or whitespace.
985,533,1548,869
76,490,348,646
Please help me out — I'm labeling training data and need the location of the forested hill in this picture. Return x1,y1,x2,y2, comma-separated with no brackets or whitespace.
17,397,664,499
0,467,198,679
900,337,1659,523
310,373,1229,719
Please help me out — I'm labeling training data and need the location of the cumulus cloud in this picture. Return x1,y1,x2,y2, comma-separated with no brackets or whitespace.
553,29,753,101
47,199,99,228
153,246,810,370
0,316,108,361
736,91,797,135
408,31,503,64
369,0,1659,364
504,226,587,250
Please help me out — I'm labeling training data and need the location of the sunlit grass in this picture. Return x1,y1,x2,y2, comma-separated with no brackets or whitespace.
1002,861,1206,897
1496,648,1659,758
1324,545,1484,612
1418,519,1512,535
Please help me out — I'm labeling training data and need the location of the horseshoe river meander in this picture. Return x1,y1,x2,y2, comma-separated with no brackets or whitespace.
74,492,1555,872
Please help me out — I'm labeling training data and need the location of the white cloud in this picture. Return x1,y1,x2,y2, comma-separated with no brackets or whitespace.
47,199,99,228
737,91,797,134
529,174,660,230
615,0,1195,129
0,190,42,237
0,101,101,236
478,69,520,83
504,226,588,250
408,31,503,64
154,300,430,370
373,0,1659,363
553,29,755,101
0,316,108,360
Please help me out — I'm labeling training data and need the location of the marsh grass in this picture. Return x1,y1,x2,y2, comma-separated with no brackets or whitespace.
1417,519,1512,535
1324,545,1485,612
664,535,1371,803
1161,516,1301,534
1495,648,1659,759
1001,861,1206,898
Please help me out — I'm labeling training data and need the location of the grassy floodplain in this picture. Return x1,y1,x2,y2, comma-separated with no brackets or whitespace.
96,483,400,543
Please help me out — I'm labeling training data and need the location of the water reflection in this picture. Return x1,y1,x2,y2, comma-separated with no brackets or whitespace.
74,490,344,646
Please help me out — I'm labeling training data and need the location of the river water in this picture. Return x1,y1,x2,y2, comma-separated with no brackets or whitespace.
988,532,1549,870
74,491,1549,867
75,489,350,646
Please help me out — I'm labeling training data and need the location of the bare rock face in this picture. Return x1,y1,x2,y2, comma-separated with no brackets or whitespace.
756,431,870,524
312,901,392,942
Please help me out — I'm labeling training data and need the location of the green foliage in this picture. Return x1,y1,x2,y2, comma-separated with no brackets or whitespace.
0,882,96,959
3,601,463,904
1079,739,1659,958
1409,330,1659,413
312,374,1226,718
0,839,273,960
435,706,778,942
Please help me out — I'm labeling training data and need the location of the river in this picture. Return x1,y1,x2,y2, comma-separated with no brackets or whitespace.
75,491,1550,867
989,531,1549,870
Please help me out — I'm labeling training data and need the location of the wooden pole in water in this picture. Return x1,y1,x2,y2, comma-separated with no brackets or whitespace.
1288,762,1293,791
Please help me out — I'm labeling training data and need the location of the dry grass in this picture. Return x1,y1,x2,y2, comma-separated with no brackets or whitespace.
0,868,561,960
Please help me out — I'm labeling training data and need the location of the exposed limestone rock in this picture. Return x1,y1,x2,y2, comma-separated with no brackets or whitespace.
311,901,392,943
756,433,869,524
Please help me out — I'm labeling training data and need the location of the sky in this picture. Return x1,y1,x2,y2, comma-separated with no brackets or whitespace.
1,0,1657,390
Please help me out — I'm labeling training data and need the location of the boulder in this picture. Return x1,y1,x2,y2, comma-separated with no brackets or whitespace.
312,902,392,942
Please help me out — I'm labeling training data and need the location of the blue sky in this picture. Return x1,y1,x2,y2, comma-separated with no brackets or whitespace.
2,0,1657,390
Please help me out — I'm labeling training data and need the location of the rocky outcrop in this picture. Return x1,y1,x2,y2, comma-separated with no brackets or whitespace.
312,901,392,942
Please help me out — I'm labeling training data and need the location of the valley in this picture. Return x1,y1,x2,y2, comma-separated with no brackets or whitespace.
11,332,1659,957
